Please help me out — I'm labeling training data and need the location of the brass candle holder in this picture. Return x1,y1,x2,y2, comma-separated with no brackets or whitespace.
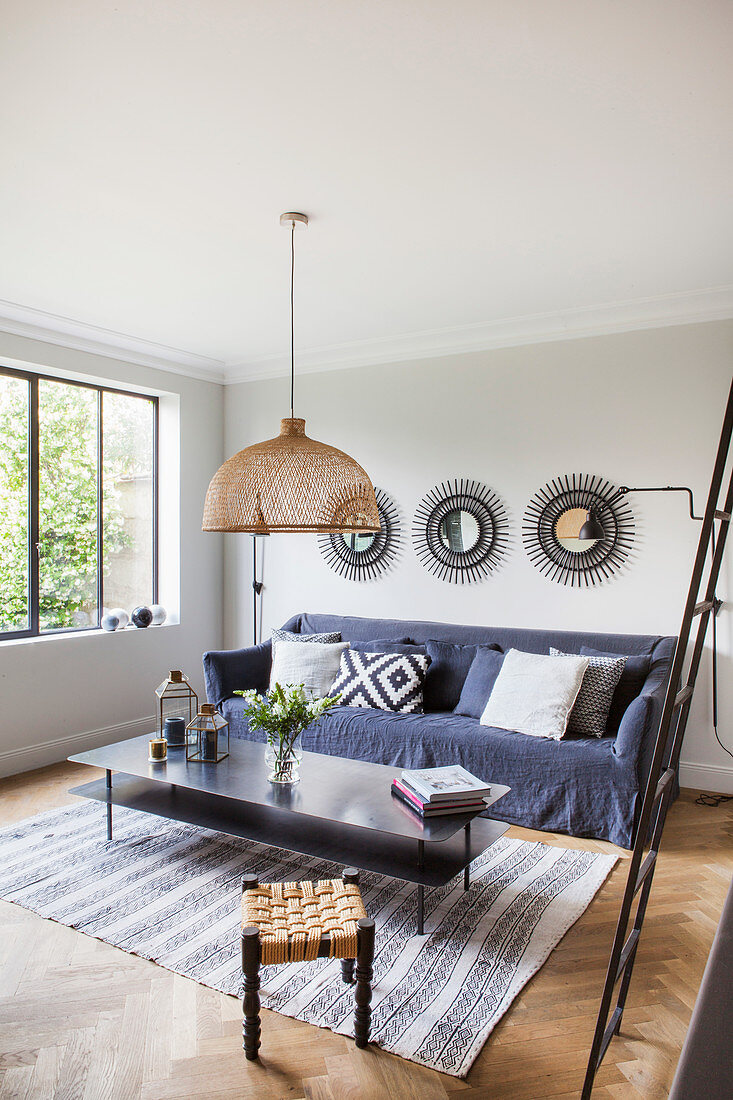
148,737,168,762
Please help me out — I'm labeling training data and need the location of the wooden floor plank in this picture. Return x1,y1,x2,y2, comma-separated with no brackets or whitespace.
0,761,730,1100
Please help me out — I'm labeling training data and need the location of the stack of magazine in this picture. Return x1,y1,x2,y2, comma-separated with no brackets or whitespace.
391,765,491,817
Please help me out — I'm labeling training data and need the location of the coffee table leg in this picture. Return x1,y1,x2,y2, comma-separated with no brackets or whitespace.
417,839,425,935
106,770,113,840
464,821,471,890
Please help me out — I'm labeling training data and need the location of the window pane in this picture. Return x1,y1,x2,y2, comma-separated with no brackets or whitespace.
38,380,99,631
102,392,154,613
0,374,30,633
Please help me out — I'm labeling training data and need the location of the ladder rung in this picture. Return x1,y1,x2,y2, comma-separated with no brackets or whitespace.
634,850,657,897
654,768,675,803
614,927,641,984
715,509,731,521
597,1006,624,1065
675,685,693,708
693,600,715,616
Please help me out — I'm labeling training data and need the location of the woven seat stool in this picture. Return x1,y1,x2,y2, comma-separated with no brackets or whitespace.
240,867,375,1060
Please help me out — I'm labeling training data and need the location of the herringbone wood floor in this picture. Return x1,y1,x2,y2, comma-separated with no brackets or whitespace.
0,763,730,1100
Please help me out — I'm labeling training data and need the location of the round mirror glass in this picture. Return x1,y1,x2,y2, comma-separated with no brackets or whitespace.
342,532,376,553
555,507,598,553
439,509,480,552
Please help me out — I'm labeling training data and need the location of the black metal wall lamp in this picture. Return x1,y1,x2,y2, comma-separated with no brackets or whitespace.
578,484,703,540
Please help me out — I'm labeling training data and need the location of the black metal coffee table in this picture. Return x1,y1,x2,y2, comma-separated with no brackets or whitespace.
69,735,510,934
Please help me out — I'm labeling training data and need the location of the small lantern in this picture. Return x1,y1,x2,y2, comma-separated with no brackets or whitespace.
186,703,229,763
155,670,199,746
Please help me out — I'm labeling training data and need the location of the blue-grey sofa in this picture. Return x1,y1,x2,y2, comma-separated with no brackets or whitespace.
203,612,676,849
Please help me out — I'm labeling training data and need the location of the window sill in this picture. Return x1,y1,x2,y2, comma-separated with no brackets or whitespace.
0,621,179,649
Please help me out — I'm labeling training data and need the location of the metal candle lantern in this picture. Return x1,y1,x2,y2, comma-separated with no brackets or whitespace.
186,703,229,763
155,670,199,744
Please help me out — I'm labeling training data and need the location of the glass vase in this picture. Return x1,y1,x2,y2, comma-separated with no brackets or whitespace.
265,730,303,784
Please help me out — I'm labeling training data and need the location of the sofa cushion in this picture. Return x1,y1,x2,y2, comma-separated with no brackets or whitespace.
581,646,652,732
331,650,430,714
423,639,500,712
349,638,424,654
269,639,349,697
550,647,626,737
454,647,506,718
272,627,341,650
480,649,588,740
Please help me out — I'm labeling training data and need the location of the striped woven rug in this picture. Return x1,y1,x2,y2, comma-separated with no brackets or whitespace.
0,802,617,1077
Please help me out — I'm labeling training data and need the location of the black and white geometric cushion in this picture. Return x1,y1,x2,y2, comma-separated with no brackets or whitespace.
331,650,431,714
550,647,626,738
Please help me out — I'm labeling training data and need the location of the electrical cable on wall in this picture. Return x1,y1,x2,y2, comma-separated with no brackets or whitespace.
695,522,732,806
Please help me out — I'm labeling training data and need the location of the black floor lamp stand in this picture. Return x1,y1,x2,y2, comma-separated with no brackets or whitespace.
252,536,264,645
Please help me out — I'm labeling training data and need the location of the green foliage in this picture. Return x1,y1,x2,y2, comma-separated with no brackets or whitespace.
0,376,28,631
0,376,153,633
236,682,340,747
236,682,341,781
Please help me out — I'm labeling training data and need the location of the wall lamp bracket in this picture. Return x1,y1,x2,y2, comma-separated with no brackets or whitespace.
616,485,702,522
578,483,703,541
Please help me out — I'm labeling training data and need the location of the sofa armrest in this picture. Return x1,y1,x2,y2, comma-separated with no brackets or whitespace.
613,692,655,760
203,641,272,708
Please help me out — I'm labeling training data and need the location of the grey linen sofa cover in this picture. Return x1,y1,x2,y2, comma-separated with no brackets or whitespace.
203,613,676,849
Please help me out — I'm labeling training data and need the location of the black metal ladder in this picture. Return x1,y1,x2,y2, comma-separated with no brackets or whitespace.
581,375,733,1099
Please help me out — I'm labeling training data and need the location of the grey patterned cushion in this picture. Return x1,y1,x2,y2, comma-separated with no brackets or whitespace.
331,650,431,714
550,647,626,738
271,628,341,651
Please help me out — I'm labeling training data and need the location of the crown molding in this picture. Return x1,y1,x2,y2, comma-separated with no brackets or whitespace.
0,299,226,384
2,286,732,389
225,284,733,385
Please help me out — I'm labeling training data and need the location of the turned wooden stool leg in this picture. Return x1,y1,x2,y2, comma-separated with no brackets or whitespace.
354,917,375,1048
241,874,261,1059
242,924,261,1060
242,873,259,895
341,867,359,984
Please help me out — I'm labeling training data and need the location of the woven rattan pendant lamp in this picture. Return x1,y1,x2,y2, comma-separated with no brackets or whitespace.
202,213,380,535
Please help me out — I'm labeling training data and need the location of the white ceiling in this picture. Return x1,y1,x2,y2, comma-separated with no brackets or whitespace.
1,1,732,383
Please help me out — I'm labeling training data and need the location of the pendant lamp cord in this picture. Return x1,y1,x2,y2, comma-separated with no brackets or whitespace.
290,221,295,420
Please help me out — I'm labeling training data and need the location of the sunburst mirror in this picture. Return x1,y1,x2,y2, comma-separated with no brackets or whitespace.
522,473,634,586
413,478,509,584
318,487,401,581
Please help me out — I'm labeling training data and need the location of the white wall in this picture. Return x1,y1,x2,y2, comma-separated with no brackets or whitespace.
223,320,733,794
0,332,224,776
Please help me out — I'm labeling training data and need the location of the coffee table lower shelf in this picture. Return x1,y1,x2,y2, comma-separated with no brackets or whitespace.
70,774,509,890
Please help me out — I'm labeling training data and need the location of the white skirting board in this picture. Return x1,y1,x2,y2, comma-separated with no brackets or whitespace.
0,717,156,778
678,761,733,796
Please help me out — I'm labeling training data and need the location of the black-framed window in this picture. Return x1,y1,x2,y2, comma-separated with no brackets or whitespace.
0,365,158,639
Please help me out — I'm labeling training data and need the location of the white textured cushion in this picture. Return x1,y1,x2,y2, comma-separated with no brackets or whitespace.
480,649,589,740
269,639,349,698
